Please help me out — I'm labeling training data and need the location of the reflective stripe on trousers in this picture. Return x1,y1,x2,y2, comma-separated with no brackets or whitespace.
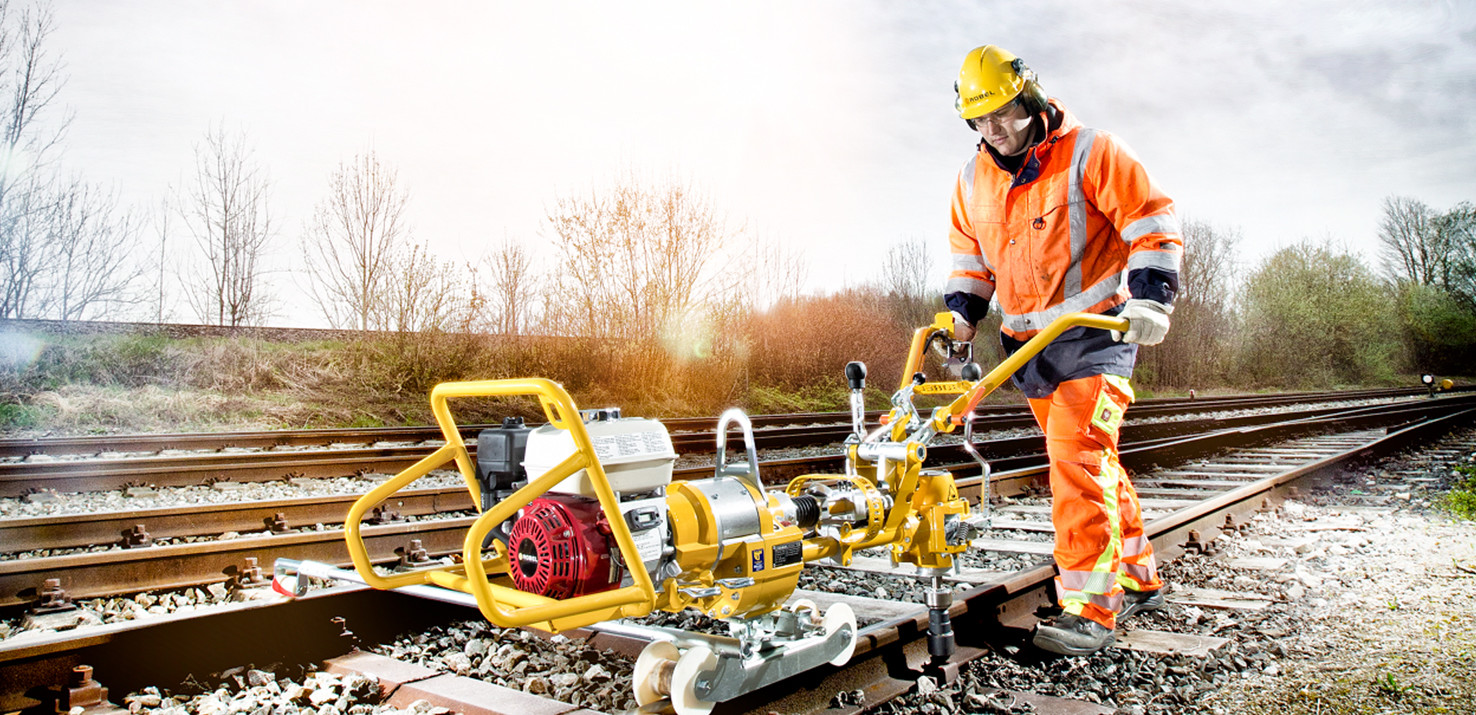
1029,374,1163,629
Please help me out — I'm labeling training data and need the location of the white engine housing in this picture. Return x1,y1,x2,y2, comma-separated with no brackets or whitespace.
521,412,678,496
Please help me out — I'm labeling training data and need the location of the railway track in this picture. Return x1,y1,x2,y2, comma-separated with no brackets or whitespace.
1,392,1472,714
0,388,1451,499
0,386,1436,460
2,395,1466,580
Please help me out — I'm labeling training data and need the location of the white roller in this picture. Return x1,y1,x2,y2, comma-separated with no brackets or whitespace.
633,640,680,708
670,645,719,715
788,597,819,617
822,602,858,666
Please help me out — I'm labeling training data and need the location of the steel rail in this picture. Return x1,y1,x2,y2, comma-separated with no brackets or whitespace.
0,487,476,555
4,392,1461,499
6,396,1473,557
0,517,479,609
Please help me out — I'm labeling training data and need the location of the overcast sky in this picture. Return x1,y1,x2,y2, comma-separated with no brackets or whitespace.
45,0,1476,327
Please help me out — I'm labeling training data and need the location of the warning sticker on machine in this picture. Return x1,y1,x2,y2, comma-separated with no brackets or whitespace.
632,526,664,564
592,432,672,461
751,548,766,572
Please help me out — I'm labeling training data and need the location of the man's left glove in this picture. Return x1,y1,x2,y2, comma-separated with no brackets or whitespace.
1111,299,1172,346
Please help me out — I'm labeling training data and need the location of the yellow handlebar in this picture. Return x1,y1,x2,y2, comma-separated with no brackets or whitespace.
938,312,1130,427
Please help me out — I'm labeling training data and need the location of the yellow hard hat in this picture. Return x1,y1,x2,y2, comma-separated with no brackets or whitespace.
955,45,1032,119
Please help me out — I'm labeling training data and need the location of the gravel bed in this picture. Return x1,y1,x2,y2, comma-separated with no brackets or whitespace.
374,620,636,713
798,564,971,605
0,472,466,519
868,426,1476,715
1,583,282,644
120,666,416,715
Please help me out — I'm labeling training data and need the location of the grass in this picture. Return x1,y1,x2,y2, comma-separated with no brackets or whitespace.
1443,464,1476,520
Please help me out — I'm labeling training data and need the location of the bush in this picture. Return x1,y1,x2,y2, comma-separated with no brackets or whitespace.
1395,282,1476,376
1236,241,1403,388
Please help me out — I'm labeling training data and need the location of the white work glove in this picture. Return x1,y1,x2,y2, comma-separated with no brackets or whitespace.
950,311,976,342
1111,299,1172,346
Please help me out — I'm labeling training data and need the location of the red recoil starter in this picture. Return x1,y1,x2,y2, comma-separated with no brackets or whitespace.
506,494,621,599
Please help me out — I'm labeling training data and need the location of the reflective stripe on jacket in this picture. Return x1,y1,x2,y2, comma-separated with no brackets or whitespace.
946,99,1182,338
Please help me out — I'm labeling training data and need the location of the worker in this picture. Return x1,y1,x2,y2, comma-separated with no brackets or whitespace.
944,45,1180,656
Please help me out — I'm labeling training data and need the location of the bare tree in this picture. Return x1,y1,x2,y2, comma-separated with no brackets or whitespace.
483,235,535,336
384,241,468,333
152,197,171,322
879,235,939,330
543,174,737,340
1434,201,1475,305
744,234,807,311
1135,217,1240,387
178,124,274,327
302,150,410,330
0,1,69,318
1378,196,1443,285
36,180,142,320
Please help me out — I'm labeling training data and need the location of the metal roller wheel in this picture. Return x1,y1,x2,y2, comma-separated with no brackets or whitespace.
633,640,679,708
788,597,819,617
822,602,858,666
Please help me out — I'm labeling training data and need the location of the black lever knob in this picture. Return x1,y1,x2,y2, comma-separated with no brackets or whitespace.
912,372,927,386
845,361,867,390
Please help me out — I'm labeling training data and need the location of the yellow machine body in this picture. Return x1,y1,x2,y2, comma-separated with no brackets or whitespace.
340,312,1127,635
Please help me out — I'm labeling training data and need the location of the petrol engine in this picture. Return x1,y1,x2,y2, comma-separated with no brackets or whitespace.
474,408,824,620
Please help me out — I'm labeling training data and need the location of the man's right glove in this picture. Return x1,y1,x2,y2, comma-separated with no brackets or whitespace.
1110,299,1172,346
950,311,976,343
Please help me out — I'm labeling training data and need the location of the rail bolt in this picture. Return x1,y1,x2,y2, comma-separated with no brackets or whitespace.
367,505,403,525
34,578,76,614
395,539,431,571
1183,529,1206,555
121,524,154,548
32,663,110,714
265,512,291,533
229,557,269,590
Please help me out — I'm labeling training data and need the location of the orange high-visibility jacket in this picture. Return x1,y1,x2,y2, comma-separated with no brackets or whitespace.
945,99,1182,396
947,99,1181,336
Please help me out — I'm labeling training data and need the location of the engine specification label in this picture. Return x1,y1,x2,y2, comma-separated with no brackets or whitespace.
592,432,671,461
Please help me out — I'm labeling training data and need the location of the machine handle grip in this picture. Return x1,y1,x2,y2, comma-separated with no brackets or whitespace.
942,312,1130,427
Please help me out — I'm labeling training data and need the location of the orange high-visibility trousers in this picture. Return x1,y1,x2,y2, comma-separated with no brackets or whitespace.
1028,374,1162,629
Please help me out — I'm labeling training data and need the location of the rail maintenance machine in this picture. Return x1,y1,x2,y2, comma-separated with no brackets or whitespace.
273,312,1129,714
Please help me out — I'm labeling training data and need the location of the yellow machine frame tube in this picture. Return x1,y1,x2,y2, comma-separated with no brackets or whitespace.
342,377,657,633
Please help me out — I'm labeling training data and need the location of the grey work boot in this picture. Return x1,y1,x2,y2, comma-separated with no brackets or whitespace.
1031,613,1115,656
1118,587,1165,620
